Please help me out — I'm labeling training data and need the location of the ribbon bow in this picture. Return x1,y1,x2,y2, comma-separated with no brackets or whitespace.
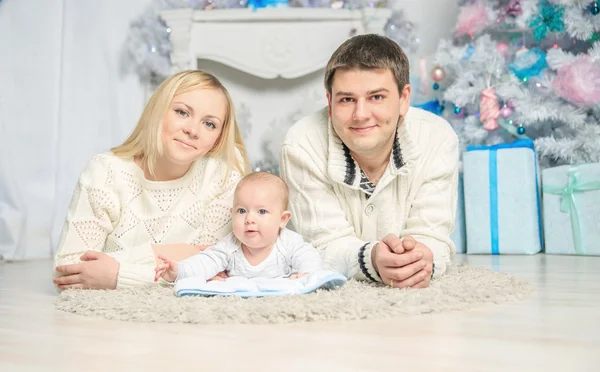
543,166,600,254
527,0,565,41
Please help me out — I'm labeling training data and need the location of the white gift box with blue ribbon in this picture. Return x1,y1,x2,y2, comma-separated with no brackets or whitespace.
463,139,543,255
450,173,466,253
542,163,600,256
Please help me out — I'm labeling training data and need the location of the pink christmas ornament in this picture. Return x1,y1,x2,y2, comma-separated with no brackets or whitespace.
455,2,492,38
431,66,446,82
553,56,600,106
500,105,513,118
496,41,509,57
480,88,500,131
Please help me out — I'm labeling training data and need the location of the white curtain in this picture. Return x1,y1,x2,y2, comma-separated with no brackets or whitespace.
0,0,152,260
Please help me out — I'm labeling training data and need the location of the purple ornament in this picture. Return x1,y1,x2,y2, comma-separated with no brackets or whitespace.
431,66,446,82
497,0,522,22
500,105,513,118
505,0,522,16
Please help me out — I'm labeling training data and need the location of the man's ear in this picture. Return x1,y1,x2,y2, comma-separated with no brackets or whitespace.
399,84,412,116
326,91,332,117
280,210,292,228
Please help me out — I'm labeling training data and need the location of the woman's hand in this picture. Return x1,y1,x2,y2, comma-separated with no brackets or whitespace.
54,251,120,290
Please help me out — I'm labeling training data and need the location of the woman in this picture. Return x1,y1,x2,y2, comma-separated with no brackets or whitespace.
53,70,250,290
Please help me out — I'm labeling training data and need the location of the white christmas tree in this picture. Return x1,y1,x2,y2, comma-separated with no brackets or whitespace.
429,0,600,167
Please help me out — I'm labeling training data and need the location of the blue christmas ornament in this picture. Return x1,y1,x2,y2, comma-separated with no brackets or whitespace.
413,99,443,116
591,2,600,15
432,83,440,90
248,0,288,9
517,126,526,134
454,106,462,114
462,44,475,60
509,48,547,81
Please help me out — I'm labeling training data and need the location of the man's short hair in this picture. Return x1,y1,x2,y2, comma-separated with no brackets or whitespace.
234,171,289,210
324,34,410,95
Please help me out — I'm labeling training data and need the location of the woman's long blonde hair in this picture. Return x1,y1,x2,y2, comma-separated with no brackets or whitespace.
112,70,250,178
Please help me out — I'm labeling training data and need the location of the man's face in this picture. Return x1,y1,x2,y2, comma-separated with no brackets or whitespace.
327,68,410,159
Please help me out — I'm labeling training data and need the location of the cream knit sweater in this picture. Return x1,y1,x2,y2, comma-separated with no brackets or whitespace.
280,107,459,282
54,153,241,288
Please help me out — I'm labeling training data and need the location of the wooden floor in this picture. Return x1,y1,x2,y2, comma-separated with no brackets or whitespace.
0,254,599,372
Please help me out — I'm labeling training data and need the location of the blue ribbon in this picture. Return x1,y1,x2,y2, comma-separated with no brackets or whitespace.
489,150,499,254
467,139,543,254
542,165,600,255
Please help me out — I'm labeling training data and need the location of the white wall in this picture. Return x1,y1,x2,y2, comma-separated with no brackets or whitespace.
397,0,460,102
0,0,458,260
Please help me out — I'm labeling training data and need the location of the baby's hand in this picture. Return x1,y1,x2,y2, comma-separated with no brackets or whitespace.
208,271,229,282
289,272,307,280
154,255,179,283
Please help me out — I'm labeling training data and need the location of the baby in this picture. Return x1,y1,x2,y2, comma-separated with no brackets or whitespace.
154,171,323,283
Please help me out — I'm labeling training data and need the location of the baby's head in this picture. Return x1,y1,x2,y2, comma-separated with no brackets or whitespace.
231,172,291,250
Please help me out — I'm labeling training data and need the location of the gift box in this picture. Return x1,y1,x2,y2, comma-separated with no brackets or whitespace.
542,163,600,256
450,172,466,253
463,139,543,254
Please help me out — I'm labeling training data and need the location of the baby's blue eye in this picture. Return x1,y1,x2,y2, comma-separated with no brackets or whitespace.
238,208,246,214
258,209,267,215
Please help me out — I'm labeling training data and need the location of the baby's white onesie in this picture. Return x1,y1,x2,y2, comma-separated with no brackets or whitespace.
176,228,323,281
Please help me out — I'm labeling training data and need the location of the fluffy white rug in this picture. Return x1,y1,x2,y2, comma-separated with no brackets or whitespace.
54,264,534,324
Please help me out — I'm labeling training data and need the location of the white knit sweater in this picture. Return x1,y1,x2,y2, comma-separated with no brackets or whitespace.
280,107,459,282
54,152,241,288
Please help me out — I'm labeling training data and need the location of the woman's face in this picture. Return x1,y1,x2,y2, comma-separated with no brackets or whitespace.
161,87,227,166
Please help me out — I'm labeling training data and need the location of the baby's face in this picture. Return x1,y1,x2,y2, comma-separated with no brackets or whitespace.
232,183,289,251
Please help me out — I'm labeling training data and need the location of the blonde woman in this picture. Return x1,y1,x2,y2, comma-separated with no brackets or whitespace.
53,70,250,290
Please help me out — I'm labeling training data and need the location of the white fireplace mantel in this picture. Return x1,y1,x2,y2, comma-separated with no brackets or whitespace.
160,7,392,80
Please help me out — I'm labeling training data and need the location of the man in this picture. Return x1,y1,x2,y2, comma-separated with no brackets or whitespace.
280,34,459,289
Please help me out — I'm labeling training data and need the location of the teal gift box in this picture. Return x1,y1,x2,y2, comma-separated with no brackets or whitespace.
463,139,543,254
542,163,600,256
450,173,466,253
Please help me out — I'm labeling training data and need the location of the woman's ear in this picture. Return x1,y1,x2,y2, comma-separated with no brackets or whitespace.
279,210,292,228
